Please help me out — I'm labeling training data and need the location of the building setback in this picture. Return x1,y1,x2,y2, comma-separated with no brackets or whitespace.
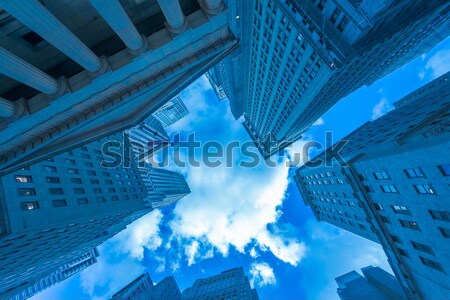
335,265,405,300
0,133,152,299
216,0,450,158
294,72,450,299
182,267,259,300
153,95,189,128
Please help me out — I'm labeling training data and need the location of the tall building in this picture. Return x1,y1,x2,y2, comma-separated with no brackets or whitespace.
0,0,238,175
126,116,170,164
218,0,450,158
139,165,191,209
206,62,228,100
153,95,189,128
110,272,181,300
0,132,153,299
294,72,450,299
335,265,405,300
182,267,259,300
8,248,99,300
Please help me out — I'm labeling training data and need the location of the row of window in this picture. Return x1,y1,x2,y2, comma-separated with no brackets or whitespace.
15,175,139,184
360,165,450,181
18,186,143,196
364,184,436,195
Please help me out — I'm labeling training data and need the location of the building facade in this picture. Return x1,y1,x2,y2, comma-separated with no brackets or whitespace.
0,132,152,299
110,272,181,300
182,267,259,300
216,0,450,158
153,95,189,128
139,165,191,209
8,248,99,300
295,72,450,299
0,0,238,175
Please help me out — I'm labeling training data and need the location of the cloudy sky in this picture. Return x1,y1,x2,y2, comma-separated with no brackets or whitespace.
32,37,450,300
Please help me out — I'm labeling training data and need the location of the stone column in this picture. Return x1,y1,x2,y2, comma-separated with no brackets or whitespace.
0,0,103,73
0,47,60,95
157,0,188,34
89,0,147,54
203,0,224,15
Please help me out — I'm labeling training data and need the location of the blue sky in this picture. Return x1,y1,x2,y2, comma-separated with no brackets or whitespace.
32,37,450,300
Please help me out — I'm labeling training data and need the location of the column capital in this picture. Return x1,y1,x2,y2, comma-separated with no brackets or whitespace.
203,0,225,16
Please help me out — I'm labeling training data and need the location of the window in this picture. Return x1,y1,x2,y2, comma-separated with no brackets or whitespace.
43,166,57,173
120,188,126,192
337,16,349,32
123,195,130,200
379,215,390,223
438,165,450,176
49,188,63,195
81,146,88,151
18,188,36,196
15,175,32,183
414,184,435,194
93,188,102,194
21,201,39,210
77,198,89,205
399,219,420,231
330,7,341,24
65,159,76,165
391,234,402,244
111,196,119,201
397,247,409,257
381,185,398,193
404,167,425,178
438,227,450,238
364,185,374,192
374,172,389,180
373,203,384,211
105,180,113,184
80,153,90,159
46,176,60,183
108,188,116,193
84,162,93,167
420,256,445,272
52,199,67,207
71,178,82,184
74,188,85,194
96,197,106,203
68,168,79,174
411,241,434,255
428,210,449,221
87,170,96,176
102,171,111,177
392,205,411,215
90,179,99,184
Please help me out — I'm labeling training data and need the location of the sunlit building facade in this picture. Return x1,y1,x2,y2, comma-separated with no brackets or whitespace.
295,72,450,299
153,95,189,128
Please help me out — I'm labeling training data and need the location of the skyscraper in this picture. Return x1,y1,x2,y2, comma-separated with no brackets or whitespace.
335,266,405,300
0,0,238,174
153,95,189,128
294,72,450,299
0,132,152,299
182,267,259,300
8,248,100,300
139,165,191,209
219,0,450,158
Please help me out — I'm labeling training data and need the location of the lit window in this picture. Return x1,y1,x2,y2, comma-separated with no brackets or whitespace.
15,175,32,183
21,201,39,210
18,188,36,196
392,205,411,215
414,184,435,195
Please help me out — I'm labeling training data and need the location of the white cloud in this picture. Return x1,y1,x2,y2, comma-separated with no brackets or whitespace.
249,262,277,288
424,48,450,79
312,118,325,126
110,210,164,260
371,97,393,120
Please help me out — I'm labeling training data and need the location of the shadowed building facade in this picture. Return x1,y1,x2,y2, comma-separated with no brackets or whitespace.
295,72,450,299
0,0,237,175
210,0,450,158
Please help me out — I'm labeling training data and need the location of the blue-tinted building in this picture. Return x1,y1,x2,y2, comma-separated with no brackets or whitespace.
336,266,405,300
152,95,189,128
182,267,259,300
295,72,450,299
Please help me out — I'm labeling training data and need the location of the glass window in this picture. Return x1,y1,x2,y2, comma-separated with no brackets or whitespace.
404,167,425,178
399,219,420,231
411,241,434,255
65,159,76,165
397,247,409,257
373,203,384,211
420,256,445,272
18,188,36,196
71,178,82,184
49,188,63,195
68,168,79,174
428,210,449,221
93,188,102,194
438,227,450,238
77,198,88,205
74,188,85,194
52,199,67,207
46,176,60,183
391,235,402,244
80,153,90,159
392,205,411,215
87,170,96,176
414,184,435,194
381,185,398,193
111,196,119,201
364,185,374,192
438,165,450,176
15,175,32,183
105,180,113,184
108,188,116,193
90,179,99,184
96,197,106,203
21,201,39,210
374,172,389,180
120,188,126,192
102,171,110,177
43,166,57,173
84,162,93,167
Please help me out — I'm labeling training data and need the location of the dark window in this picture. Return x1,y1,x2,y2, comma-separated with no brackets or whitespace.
397,247,409,257
71,178,82,184
77,198,89,205
15,175,32,183
21,201,39,210
84,162,93,167
399,219,420,231
105,180,113,184
90,179,99,184
404,167,425,178
438,227,450,238
96,197,106,203
87,170,96,176
429,210,449,221
379,215,390,223
49,188,63,195
18,188,36,196
52,199,67,207
108,188,116,193
93,188,102,194
111,196,119,201
391,234,402,244
420,256,445,272
21,31,44,45
65,159,76,165
46,177,60,183
364,185,374,192
373,203,384,211
102,171,110,177
411,241,434,255
80,154,90,159
438,165,450,176
74,188,85,194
